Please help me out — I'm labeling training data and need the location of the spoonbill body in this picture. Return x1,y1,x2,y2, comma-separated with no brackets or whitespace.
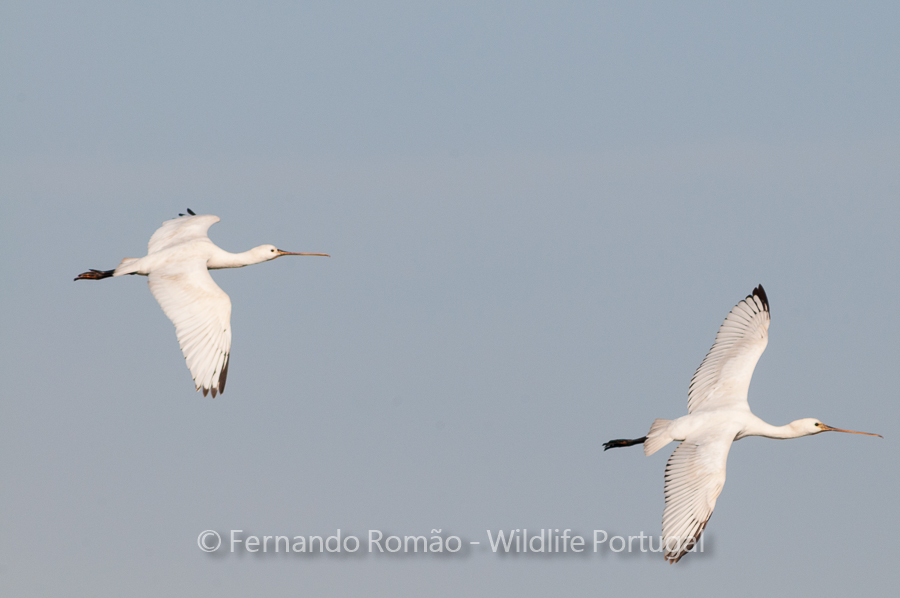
75,210,329,397
604,285,881,563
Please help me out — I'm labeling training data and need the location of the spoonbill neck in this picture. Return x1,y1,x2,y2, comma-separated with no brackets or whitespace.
740,416,882,440
746,421,808,440
207,248,269,269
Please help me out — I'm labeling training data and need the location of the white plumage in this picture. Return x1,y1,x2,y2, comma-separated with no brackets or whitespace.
148,259,232,397
687,289,769,415
76,211,329,397
605,285,881,563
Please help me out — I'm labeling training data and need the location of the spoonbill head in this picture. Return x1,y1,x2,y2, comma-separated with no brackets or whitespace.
804,419,883,437
210,244,330,268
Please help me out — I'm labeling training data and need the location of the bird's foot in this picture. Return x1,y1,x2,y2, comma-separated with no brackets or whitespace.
603,436,647,451
74,269,115,281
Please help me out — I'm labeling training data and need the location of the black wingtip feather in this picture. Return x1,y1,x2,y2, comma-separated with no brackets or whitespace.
665,519,709,564
178,208,197,217
219,354,229,395
751,284,769,313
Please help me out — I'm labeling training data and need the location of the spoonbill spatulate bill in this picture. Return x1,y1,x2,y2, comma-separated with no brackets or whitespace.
603,285,881,563
75,210,329,397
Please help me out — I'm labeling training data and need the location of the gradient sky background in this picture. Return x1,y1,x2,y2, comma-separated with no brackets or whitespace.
2,1,899,595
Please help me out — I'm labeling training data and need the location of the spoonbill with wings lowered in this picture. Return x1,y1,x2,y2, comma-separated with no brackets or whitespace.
75,210,329,397
603,285,881,563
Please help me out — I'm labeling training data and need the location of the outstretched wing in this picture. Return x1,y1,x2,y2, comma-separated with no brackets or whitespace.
148,259,232,397
148,214,221,254
662,430,734,563
687,285,769,414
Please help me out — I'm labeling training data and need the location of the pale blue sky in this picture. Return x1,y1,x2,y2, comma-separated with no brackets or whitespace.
1,2,898,595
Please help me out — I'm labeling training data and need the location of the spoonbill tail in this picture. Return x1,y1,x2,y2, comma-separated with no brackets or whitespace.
75,210,329,397
603,285,881,563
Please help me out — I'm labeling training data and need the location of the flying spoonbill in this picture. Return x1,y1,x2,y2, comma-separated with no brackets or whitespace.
75,210,329,397
604,285,881,563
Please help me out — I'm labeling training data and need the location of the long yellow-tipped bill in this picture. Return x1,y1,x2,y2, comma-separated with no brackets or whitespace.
820,424,882,438
276,250,330,257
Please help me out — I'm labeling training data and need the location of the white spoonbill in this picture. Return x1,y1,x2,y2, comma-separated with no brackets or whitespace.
75,210,329,397
603,285,881,563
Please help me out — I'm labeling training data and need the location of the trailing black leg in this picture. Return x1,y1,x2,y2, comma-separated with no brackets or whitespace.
74,269,115,281
603,436,647,451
